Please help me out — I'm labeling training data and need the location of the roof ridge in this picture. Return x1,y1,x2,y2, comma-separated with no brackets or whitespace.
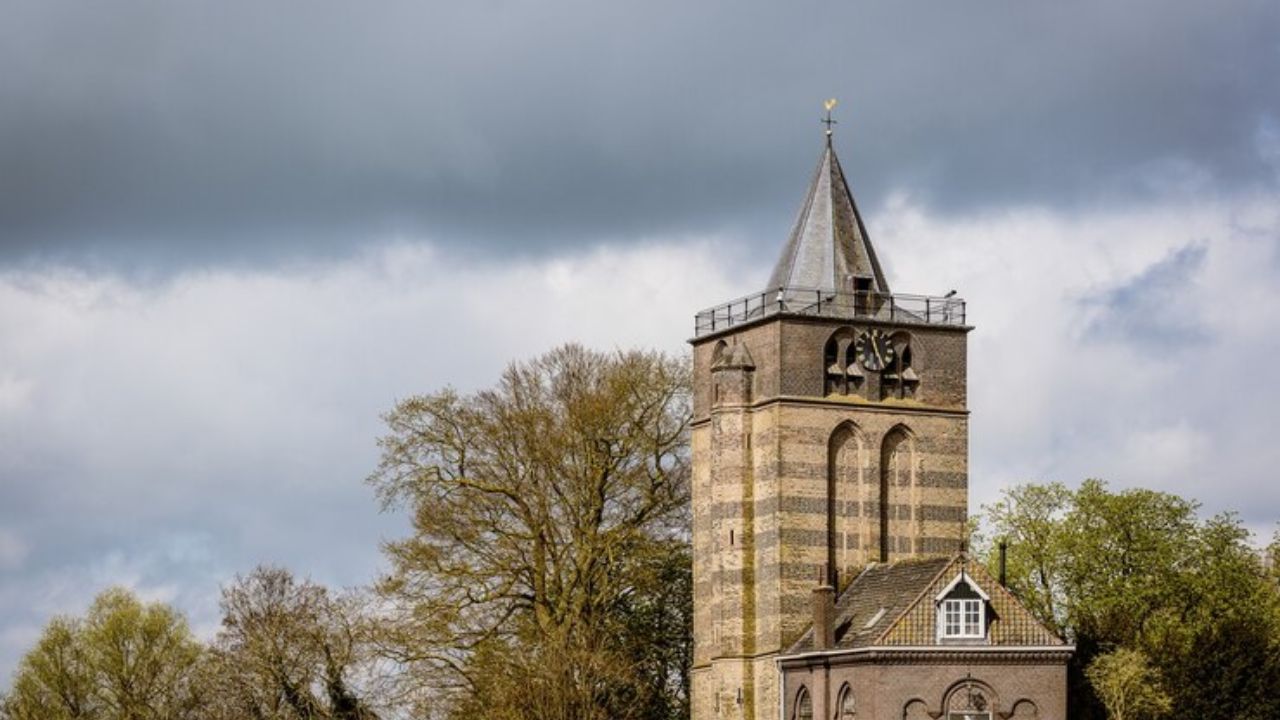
826,145,889,292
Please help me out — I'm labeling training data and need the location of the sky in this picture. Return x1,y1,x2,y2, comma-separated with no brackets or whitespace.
3,0,1280,683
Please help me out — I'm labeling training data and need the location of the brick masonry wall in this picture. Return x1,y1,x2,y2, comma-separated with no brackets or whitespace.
781,655,1069,720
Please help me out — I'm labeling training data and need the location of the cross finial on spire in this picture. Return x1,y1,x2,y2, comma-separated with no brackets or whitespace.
822,98,838,139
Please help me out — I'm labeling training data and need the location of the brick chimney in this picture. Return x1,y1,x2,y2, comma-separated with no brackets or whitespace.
812,584,836,650
998,538,1009,586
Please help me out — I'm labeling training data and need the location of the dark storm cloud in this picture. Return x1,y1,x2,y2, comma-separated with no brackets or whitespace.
1,0,1278,267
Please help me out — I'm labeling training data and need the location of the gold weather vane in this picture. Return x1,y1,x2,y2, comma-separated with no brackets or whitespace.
822,98,838,137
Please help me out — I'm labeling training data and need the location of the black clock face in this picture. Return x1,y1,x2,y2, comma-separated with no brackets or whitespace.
855,330,895,371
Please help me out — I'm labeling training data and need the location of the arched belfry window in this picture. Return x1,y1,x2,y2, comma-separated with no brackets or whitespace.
881,332,918,400
824,328,862,396
878,426,918,561
828,422,866,585
824,335,839,389
794,686,813,720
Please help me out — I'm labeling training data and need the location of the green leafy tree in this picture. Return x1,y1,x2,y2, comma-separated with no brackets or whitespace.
2,617,96,720
1057,481,1200,648
1267,527,1280,585
982,481,1280,720
611,541,692,720
980,482,1071,633
1,588,203,720
1153,516,1280,720
1084,648,1170,720
367,344,691,719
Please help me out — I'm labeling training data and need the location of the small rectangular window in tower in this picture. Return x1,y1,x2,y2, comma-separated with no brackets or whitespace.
853,275,873,315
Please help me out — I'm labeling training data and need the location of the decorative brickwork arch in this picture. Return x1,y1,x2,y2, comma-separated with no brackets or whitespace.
828,421,868,584
942,677,999,720
711,339,729,365
902,698,930,720
1005,699,1039,720
710,340,728,404
879,425,918,561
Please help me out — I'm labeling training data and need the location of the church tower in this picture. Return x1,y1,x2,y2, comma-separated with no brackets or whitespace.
689,128,971,720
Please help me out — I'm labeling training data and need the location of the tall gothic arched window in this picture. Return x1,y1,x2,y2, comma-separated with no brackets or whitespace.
879,426,917,561
828,422,865,585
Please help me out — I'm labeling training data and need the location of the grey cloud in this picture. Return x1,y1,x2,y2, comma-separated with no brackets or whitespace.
0,240,738,678
1,0,1278,269
1084,243,1211,351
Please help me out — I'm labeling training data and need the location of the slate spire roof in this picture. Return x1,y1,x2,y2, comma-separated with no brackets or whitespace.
766,138,890,295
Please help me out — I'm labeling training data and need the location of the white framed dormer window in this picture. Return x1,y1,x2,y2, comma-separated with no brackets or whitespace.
942,597,984,638
935,571,990,641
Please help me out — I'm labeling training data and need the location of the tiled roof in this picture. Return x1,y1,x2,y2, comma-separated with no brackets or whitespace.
786,555,1066,654
790,557,952,653
878,557,1065,648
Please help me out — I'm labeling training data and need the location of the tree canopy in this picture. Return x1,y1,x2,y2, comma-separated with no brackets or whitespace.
200,566,380,720
367,344,692,719
981,480,1280,720
1,588,203,720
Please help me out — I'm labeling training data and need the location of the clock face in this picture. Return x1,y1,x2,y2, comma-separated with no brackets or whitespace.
855,329,895,371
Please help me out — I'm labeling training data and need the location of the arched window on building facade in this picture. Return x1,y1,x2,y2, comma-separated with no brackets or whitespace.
794,686,813,720
836,683,855,719
828,422,866,585
879,426,917,561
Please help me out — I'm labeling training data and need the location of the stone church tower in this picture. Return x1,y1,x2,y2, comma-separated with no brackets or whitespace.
689,133,971,720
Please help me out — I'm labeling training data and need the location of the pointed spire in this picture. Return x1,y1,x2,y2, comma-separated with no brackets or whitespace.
766,139,890,296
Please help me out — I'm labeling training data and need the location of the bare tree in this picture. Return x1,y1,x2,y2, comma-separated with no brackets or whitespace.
367,344,691,719
201,566,379,720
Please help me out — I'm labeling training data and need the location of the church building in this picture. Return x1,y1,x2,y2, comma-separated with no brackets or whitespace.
688,120,1071,720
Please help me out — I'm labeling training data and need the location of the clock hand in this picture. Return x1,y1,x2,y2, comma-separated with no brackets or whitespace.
873,342,884,368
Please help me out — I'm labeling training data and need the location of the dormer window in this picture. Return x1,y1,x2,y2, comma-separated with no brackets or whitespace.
934,571,991,641
942,597,984,638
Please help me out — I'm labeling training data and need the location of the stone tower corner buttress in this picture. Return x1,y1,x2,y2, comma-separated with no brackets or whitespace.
688,135,972,720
